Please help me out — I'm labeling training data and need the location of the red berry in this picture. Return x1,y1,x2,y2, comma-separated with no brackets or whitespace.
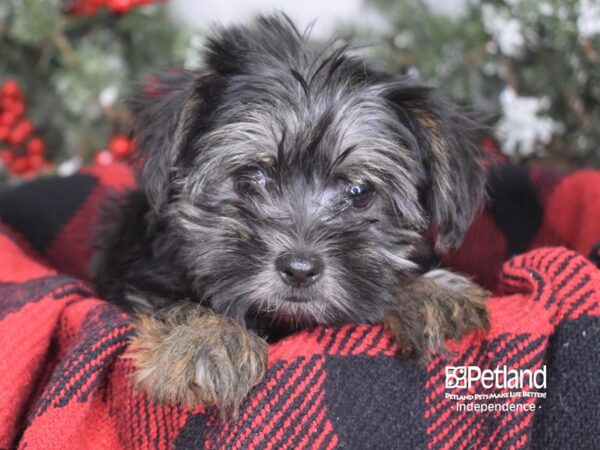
9,120,33,144
1,150,12,164
0,126,10,141
94,149,114,166
2,80,21,99
108,0,132,13
11,157,30,174
27,137,45,155
28,154,45,170
3,97,24,115
81,3,99,14
109,134,132,158
91,0,104,9
10,102,25,118
0,112,18,128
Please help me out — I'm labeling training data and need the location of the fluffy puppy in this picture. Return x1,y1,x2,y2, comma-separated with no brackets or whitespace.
93,14,489,414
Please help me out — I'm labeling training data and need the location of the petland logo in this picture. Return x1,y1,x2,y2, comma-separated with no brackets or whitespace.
445,365,547,390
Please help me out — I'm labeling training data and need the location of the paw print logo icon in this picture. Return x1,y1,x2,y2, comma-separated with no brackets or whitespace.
445,366,467,389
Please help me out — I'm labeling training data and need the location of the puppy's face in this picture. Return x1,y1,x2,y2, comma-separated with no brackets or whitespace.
137,16,486,329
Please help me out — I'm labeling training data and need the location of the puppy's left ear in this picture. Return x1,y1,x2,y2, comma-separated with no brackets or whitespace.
387,83,487,253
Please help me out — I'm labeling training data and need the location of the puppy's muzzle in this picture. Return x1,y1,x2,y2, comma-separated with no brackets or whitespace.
275,253,323,289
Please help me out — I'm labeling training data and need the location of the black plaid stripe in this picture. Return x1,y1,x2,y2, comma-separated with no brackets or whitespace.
0,275,93,321
31,304,132,417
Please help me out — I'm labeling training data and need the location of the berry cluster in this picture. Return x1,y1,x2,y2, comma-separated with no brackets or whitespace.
94,134,136,166
64,0,165,15
0,80,48,177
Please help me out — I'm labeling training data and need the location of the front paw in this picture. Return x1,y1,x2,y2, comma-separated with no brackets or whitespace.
384,270,490,360
192,317,268,414
126,305,268,415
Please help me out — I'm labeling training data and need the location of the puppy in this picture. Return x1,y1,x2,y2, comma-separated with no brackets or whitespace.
93,14,489,414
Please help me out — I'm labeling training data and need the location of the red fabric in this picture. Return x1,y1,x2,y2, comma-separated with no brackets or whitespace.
444,168,600,291
543,171,600,255
0,164,599,449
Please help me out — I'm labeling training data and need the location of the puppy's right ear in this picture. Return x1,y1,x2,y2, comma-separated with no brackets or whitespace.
134,71,211,214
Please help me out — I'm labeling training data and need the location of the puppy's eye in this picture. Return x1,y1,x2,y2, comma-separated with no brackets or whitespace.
235,167,269,194
347,180,375,209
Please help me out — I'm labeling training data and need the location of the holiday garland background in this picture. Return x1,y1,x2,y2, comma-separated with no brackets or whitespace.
1,0,599,182
0,0,191,179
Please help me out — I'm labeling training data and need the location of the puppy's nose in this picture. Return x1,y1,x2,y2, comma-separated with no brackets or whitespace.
275,254,323,288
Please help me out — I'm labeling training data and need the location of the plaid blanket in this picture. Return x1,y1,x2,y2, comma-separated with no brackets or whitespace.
0,163,599,449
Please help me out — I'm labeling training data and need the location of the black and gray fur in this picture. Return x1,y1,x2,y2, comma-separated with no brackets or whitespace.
93,14,489,412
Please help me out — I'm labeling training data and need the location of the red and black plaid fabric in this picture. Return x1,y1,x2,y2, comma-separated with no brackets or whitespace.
0,163,599,449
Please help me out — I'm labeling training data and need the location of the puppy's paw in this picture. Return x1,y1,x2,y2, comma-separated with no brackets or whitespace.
385,269,490,360
126,304,268,415
191,320,268,415
423,269,490,339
